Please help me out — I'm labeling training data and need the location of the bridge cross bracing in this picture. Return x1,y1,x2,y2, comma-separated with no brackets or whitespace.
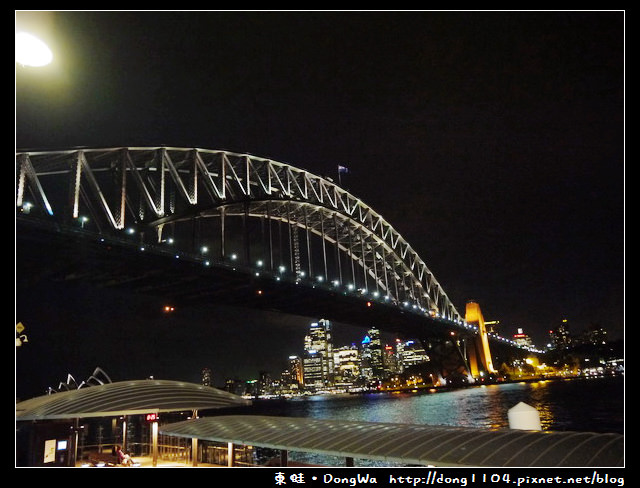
17,147,464,323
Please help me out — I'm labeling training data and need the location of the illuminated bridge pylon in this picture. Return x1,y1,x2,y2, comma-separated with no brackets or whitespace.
16,147,465,330
464,300,496,376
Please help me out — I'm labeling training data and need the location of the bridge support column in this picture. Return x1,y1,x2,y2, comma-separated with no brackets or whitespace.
465,301,496,375
466,337,480,378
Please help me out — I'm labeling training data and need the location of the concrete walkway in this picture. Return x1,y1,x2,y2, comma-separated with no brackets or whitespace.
77,456,223,468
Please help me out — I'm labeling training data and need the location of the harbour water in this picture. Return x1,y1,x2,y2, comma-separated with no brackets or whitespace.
238,375,624,433
232,375,623,466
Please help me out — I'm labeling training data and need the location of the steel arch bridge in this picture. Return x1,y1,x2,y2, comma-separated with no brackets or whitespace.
17,147,532,375
17,147,462,316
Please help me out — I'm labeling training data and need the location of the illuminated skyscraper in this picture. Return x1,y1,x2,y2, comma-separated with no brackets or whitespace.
382,344,399,375
281,356,304,393
580,325,607,346
549,319,572,349
224,378,244,396
397,340,429,370
333,345,360,385
302,319,334,389
360,328,384,379
258,371,273,396
288,355,304,385
201,367,212,387
513,328,534,348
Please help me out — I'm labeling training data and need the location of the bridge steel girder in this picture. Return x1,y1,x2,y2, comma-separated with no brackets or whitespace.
17,147,464,328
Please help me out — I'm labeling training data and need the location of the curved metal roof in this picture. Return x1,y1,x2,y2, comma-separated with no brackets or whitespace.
159,415,624,468
16,380,251,420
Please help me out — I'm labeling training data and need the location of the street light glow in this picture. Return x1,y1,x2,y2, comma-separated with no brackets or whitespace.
16,31,53,67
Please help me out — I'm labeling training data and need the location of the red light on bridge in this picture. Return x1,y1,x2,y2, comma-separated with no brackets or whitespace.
145,413,159,422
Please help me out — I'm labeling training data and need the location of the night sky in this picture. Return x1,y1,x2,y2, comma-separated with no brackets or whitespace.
15,11,624,400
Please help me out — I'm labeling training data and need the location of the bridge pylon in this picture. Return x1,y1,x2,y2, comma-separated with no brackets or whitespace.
464,301,496,377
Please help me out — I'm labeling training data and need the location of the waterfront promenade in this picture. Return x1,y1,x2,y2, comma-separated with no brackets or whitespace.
76,456,220,468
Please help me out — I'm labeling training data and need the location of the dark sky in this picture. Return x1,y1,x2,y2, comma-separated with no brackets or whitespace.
15,11,624,399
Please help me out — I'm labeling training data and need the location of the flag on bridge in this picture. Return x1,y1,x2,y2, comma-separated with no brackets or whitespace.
337,165,349,187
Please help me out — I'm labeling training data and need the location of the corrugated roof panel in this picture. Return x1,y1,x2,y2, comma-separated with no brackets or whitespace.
428,429,506,463
536,432,624,467
379,425,456,459
455,429,534,466
16,380,250,420
158,415,624,467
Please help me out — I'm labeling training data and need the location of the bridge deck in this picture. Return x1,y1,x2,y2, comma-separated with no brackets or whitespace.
16,217,463,340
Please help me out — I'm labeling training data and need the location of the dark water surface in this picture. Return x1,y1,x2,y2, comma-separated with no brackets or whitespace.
240,376,624,434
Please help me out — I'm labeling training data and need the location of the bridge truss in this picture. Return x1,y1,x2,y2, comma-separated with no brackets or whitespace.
17,147,465,325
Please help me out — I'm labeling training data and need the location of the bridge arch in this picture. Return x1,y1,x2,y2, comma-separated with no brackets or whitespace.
17,147,462,324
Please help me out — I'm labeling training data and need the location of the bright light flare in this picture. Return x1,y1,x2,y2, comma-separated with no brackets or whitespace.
16,31,52,67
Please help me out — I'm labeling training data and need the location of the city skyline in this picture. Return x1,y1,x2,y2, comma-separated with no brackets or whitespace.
204,316,618,393
16,11,624,400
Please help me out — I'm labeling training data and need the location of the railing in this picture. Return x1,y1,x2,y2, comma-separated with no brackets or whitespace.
77,441,190,466
200,443,257,467
74,423,262,467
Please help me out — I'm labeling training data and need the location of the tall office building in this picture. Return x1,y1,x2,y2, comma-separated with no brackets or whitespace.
224,378,244,396
360,328,384,379
288,355,304,385
579,325,607,346
382,344,400,375
280,356,304,394
201,367,212,387
549,319,572,349
398,340,430,370
258,371,273,396
513,328,534,348
333,345,361,385
303,319,334,389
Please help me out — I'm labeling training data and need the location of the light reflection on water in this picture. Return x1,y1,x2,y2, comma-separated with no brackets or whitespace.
246,376,622,467
271,376,623,434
